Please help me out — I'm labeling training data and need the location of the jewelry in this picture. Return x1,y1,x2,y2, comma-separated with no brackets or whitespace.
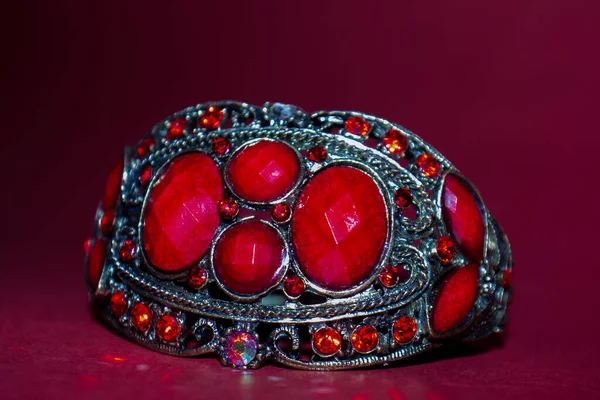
85,101,512,370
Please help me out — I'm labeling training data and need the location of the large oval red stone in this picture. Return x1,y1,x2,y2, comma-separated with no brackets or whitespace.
87,238,107,289
292,166,387,291
142,153,223,273
431,263,479,334
442,174,485,263
213,220,285,296
227,140,300,202
102,158,124,211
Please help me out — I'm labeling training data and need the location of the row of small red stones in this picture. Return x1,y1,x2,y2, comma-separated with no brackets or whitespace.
109,291,182,341
313,316,418,356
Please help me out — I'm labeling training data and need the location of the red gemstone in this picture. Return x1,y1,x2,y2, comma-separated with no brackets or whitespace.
351,325,379,353
166,117,187,140
431,263,479,334
156,314,181,341
213,220,285,296
292,166,387,291
110,291,127,318
199,106,224,130
393,316,417,344
102,158,123,211
345,116,370,136
312,327,342,356
271,203,291,223
442,174,485,263
217,198,240,220
283,275,305,298
131,302,152,332
382,129,408,155
87,238,107,289
307,146,327,162
436,236,455,264
142,153,223,272
83,237,93,253
119,240,137,262
379,265,401,288
137,137,155,158
212,137,232,156
140,165,152,186
100,210,115,236
188,266,207,289
394,188,413,210
502,269,512,288
227,140,300,202
415,153,440,177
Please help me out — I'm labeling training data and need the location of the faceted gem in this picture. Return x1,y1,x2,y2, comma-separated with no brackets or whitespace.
431,263,479,334
227,140,301,202
271,203,291,223
307,146,327,163
393,316,417,344
441,174,485,263
166,117,187,140
142,153,223,272
436,236,455,264
312,327,342,356
100,210,115,236
188,266,207,289
379,264,404,288
382,129,408,155
283,275,305,298
345,116,370,136
415,153,440,177
119,239,137,262
131,302,152,332
217,198,240,220
292,166,387,291
102,158,123,211
137,137,155,158
110,291,127,318
87,238,107,289
224,330,258,367
394,188,412,210
351,325,379,353
199,106,224,130
269,103,297,120
212,137,231,156
140,165,152,187
213,220,285,296
156,314,181,341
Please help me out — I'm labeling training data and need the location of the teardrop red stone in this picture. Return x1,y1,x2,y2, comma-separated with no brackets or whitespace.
441,174,485,263
142,153,223,272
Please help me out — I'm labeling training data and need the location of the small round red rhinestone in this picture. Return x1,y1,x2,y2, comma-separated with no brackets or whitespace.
212,137,232,156
137,137,155,158
110,291,127,318
379,265,400,288
188,266,208,289
393,316,417,344
382,129,408,155
307,146,327,162
166,117,187,140
351,325,379,353
217,198,240,220
345,116,370,136
271,203,291,223
119,240,137,262
156,314,181,341
436,236,455,264
131,303,152,332
394,188,413,210
199,106,224,130
140,165,152,187
284,275,305,298
503,269,512,288
312,327,342,356
100,210,115,236
415,153,440,177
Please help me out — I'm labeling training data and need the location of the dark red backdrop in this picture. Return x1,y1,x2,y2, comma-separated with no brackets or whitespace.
1,1,599,399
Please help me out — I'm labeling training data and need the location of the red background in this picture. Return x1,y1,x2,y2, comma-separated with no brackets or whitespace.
1,1,599,399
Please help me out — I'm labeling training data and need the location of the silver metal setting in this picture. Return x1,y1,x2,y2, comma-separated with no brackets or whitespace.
86,101,512,370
